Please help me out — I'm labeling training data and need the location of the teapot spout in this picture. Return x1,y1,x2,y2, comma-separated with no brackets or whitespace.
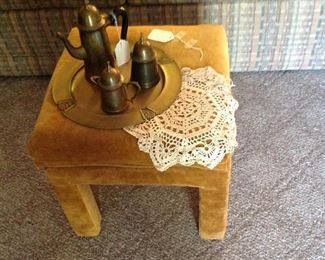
57,32,86,60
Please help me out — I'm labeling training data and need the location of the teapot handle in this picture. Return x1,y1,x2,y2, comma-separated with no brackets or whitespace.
124,81,141,102
110,6,128,40
89,76,101,86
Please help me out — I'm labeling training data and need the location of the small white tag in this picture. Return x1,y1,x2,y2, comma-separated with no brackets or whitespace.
115,39,130,67
148,29,175,43
185,39,198,48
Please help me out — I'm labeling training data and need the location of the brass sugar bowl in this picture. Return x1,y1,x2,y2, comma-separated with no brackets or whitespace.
131,34,160,89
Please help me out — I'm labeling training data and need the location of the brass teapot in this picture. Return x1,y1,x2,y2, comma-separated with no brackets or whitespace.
57,0,128,82
90,65,141,114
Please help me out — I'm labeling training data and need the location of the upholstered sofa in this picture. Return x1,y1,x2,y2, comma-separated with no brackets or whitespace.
0,0,324,76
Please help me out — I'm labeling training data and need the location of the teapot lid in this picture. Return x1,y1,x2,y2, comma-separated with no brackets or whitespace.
78,0,106,31
99,65,123,91
132,34,156,63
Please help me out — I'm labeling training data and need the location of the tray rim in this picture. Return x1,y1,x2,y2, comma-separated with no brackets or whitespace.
52,48,181,129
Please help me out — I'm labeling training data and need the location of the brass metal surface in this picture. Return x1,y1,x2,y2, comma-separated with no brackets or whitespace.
89,65,135,115
131,34,160,89
52,48,181,129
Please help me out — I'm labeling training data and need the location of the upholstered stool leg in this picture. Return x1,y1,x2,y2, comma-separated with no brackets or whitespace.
199,188,229,240
49,182,101,236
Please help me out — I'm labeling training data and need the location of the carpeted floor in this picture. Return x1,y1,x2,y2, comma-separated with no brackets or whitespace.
0,70,324,260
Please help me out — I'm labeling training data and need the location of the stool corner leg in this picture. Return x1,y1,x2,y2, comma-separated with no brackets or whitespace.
199,227,226,240
199,188,228,240
50,182,102,237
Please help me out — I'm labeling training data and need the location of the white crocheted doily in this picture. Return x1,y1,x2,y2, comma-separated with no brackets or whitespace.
124,66,239,171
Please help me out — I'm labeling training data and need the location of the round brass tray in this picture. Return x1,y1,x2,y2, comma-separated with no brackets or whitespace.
52,48,181,129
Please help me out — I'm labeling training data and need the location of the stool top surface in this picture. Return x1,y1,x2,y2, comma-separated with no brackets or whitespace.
28,25,230,169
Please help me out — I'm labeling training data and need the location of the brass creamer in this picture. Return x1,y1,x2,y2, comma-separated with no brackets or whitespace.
90,65,140,114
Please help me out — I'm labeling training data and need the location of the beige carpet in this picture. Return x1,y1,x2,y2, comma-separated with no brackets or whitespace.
0,70,324,259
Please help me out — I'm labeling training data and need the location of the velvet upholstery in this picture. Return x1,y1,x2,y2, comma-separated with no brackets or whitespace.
28,25,233,240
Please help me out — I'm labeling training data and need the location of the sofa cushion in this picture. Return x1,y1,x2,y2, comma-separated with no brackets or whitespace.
0,8,78,76
128,0,201,4
127,4,198,25
0,0,126,11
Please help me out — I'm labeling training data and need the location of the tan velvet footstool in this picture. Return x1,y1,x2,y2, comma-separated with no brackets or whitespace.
28,25,232,240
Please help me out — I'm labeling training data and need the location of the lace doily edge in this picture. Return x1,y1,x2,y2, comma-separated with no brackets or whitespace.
150,151,235,172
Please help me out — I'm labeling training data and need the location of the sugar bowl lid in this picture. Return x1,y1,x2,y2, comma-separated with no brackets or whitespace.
132,33,156,63
78,0,106,31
